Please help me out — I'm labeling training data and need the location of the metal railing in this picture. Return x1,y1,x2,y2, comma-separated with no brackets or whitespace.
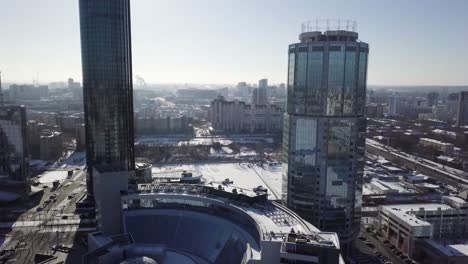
301,19,357,33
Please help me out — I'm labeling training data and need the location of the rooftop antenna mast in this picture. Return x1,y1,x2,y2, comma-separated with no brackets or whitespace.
34,72,39,86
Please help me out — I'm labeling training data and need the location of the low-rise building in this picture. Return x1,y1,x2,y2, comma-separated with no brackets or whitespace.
58,113,84,132
40,130,63,160
378,196,468,258
135,162,152,183
27,111,58,125
366,103,385,118
367,179,416,195
27,121,59,159
404,173,429,184
211,96,283,133
368,180,400,195
135,115,192,135
8,84,48,101
419,138,454,154
418,239,468,264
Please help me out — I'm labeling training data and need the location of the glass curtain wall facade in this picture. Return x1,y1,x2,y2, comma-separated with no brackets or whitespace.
0,106,29,183
283,29,368,253
79,0,135,195
457,91,468,127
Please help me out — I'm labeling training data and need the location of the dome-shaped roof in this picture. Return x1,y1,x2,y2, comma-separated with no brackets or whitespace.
119,256,158,264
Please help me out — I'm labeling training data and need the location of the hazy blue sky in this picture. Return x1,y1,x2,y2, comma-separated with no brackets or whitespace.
1,0,468,86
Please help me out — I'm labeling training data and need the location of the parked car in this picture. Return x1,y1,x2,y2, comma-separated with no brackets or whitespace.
366,242,376,249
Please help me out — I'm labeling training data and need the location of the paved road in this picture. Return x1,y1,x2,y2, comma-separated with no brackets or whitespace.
0,169,95,263
360,228,409,264
366,138,468,187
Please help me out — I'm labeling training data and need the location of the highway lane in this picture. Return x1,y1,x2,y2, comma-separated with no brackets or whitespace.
366,138,468,187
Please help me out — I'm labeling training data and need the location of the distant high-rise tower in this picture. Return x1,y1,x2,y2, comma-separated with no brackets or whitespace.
79,0,135,196
388,95,399,115
447,93,460,117
259,78,268,89
282,20,368,253
252,78,268,105
426,92,439,107
0,72,4,106
457,91,468,127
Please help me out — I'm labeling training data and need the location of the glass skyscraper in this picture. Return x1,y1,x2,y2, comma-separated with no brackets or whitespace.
282,20,368,253
0,105,29,183
457,91,468,127
79,0,135,195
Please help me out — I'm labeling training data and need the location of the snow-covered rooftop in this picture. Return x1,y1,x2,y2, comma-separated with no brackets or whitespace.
381,203,454,227
426,240,468,257
123,185,319,241
151,163,282,200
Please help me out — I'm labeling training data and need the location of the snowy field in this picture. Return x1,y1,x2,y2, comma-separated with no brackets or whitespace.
135,136,274,147
209,146,258,159
152,162,282,199
36,170,69,184
30,151,86,171
62,151,86,167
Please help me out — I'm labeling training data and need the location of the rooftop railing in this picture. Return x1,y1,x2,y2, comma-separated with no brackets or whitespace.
301,19,357,33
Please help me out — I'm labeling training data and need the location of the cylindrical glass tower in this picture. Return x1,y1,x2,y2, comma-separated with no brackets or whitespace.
79,0,135,195
282,20,368,253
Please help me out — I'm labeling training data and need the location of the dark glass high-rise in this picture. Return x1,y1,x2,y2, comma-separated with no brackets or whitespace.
79,0,135,195
0,106,29,184
282,20,368,254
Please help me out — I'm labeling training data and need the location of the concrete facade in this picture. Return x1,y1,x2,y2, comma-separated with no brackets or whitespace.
419,138,454,154
378,197,468,258
93,168,131,235
39,130,63,160
211,96,283,133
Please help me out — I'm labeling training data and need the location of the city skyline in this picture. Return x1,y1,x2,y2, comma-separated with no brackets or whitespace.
1,1,468,263
1,0,468,86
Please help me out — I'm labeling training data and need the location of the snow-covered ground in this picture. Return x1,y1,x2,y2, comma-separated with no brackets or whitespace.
221,146,233,154
29,160,52,171
252,163,282,197
30,151,86,171
135,136,274,147
151,162,282,199
208,146,259,159
63,151,86,167
36,171,69,184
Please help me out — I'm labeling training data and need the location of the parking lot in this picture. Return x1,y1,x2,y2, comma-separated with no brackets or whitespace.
359,226,419,264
